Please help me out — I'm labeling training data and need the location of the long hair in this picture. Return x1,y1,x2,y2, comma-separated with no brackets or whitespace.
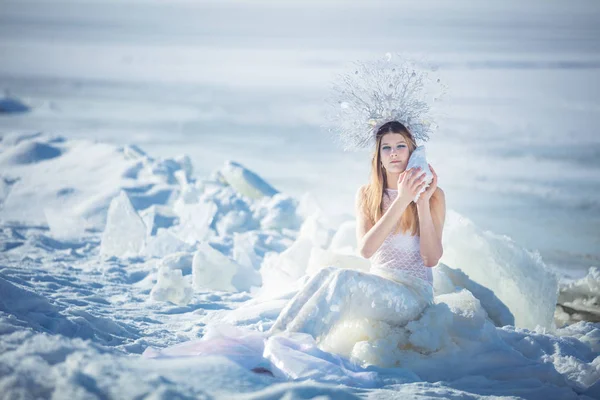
360,121,424,236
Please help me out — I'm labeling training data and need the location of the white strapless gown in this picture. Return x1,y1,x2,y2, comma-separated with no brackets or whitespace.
143,188,436,385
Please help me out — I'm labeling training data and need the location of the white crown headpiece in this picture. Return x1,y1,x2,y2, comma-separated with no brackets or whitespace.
325,53,446,151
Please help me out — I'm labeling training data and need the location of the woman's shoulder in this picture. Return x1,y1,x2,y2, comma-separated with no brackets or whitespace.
356,184,369,198
355,184,370,209
431,187,446,212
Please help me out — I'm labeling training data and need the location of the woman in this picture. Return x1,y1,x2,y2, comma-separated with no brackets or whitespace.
358,120,445,280
268,120,446,342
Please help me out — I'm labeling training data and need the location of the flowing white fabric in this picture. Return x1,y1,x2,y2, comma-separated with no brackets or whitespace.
143,267,433,386
269,266,433,339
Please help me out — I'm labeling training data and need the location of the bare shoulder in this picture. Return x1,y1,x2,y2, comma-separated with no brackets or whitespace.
433,187,445,203
355,184,370,212
431,187,446,217
355,184,369,202
425,187,446,242
355,184,373,238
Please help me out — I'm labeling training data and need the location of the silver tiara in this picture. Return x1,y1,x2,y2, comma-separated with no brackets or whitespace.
325,53,445,151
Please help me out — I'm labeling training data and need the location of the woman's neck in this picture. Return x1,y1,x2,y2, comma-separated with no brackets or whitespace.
385,172,400,190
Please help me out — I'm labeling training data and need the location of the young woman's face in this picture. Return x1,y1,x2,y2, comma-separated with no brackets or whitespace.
379,133,410,173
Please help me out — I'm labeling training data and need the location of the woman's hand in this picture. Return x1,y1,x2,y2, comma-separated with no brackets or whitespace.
416,164,438,206
396,167,427,206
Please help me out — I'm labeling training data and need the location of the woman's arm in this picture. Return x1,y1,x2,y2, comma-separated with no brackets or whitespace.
417,188,446,267
355,186,412,259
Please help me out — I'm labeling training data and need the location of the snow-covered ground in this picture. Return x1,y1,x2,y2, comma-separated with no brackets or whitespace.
1,132,598,399
1,0,599,398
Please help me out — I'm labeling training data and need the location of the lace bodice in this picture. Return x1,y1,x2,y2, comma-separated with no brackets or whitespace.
370,188,433,286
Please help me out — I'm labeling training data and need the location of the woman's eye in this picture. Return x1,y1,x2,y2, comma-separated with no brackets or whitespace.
397,145,406,149
382,146,390,151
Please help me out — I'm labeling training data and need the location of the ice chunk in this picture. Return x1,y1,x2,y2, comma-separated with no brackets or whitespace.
192,242,260,292
173,154,194,184
124,183,178,211
441,210,558,330
144,229,194,258
43,207,86,241
100,191,146,258
140,205,177,236
406,145,433,203
158,252,194,273
279,237,315,278
253,193,300,231
232,232,261,270
192,242,238,292
216,209,252,236
259,237,314,296
329,220,358,254
150,266,193,305
299,214,334,248
135,156,191,185
558,266,600,304
231,262,262,294
171,200,217,244
178,181,204,204
297,192,322,219
556,267,600,326
220,160,278,199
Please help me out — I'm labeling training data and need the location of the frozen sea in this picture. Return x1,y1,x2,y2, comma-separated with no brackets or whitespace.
1,0,599,398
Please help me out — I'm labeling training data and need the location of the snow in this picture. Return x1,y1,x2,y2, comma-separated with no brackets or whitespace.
0,134,598,399
0,139,62,165
0,134,164,229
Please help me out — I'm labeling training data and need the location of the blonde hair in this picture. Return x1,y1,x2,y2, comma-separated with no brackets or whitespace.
359,121,440,236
